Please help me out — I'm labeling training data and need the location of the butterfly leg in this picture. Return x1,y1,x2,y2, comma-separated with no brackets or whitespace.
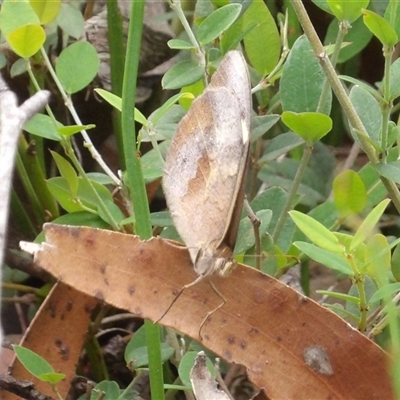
198,280,227,340
154,274,206,325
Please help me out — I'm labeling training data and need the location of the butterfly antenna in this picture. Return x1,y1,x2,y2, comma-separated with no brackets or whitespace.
198,280,227,340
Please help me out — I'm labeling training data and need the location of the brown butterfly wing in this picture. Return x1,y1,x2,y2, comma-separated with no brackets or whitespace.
163,51,251,273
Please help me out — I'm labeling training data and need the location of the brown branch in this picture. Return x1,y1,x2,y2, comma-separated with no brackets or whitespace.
0,374,55,400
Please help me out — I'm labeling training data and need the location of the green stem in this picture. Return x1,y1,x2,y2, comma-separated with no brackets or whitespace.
118,369,144,399
316,20,348,113
85,333,109,382
385,291,400,396
347,254,368,332
170,0,205,68
11,189,37,237
106,0,125,169
272,144,313,242
122,1,165,398
380,44,394,156
15,151,45,225
26,58,120,230
51,385,64,400
18,135,59,219
63,141,120,231
2,282,39,294
38,49,120,185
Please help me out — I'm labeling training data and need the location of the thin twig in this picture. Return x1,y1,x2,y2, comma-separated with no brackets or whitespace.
0,73,49,347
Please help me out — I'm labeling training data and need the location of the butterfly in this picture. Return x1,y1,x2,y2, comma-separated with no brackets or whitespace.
159,50,252,331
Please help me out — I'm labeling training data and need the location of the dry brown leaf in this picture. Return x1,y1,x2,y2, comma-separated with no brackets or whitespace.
2,282,97,399
22,224,395,399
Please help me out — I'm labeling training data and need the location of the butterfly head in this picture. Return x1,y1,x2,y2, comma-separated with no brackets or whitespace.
193,245,236,278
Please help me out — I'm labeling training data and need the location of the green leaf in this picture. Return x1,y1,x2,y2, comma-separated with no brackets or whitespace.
362,9,398,47
324,16,372,63
332,170,367,217
281,36,332,114
46,177,113,213
308,199,339,229
38,372,65,385
351,199,391,251
162,60,205,90
349,85,381,144
149,92,194,127
47,211,111,229
234,210,272,254
327,0,369,23
150,211,174,227
50,151,79,197
385,2,400,38
94,88,147,126
242,0,280,74
125,326,173,369
294,241,353,275
97,199,125,226
250,187,295,252
86,172,114,185
56,2,84,39
178,352,215,388
369,282,400,304
389,57,400,100
259,132,304,162
220,19,257,54
340,75,384,102
358,163,387,209
211,0,229,7
56,41,99,94
30,0,61,24
317,290,360,304
13,345,54,378
7,24,45,58
167,39,196,50
140,109,181,143
0,53,7,69
10,58,27,77
252,114,281,141
197,3,241,45
365,234,390,287
0,0,40,37
89,381,120,400
376,162,400,184
57,124,95,136
281,111,332,144
311,0,331,14
289,211,344,253
391,243,400,281
24,113,62,141
140,142,166,183
179,80,204,110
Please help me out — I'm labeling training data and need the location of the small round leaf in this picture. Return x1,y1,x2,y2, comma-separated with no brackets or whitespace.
327,0,369,23
30,0,61,24
56,41,100,94
281,111,332,144
197,4,242,45
333,170,366,217
7,24,45,58
363,9,398,47
162,60,205,90
13,345,54,378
